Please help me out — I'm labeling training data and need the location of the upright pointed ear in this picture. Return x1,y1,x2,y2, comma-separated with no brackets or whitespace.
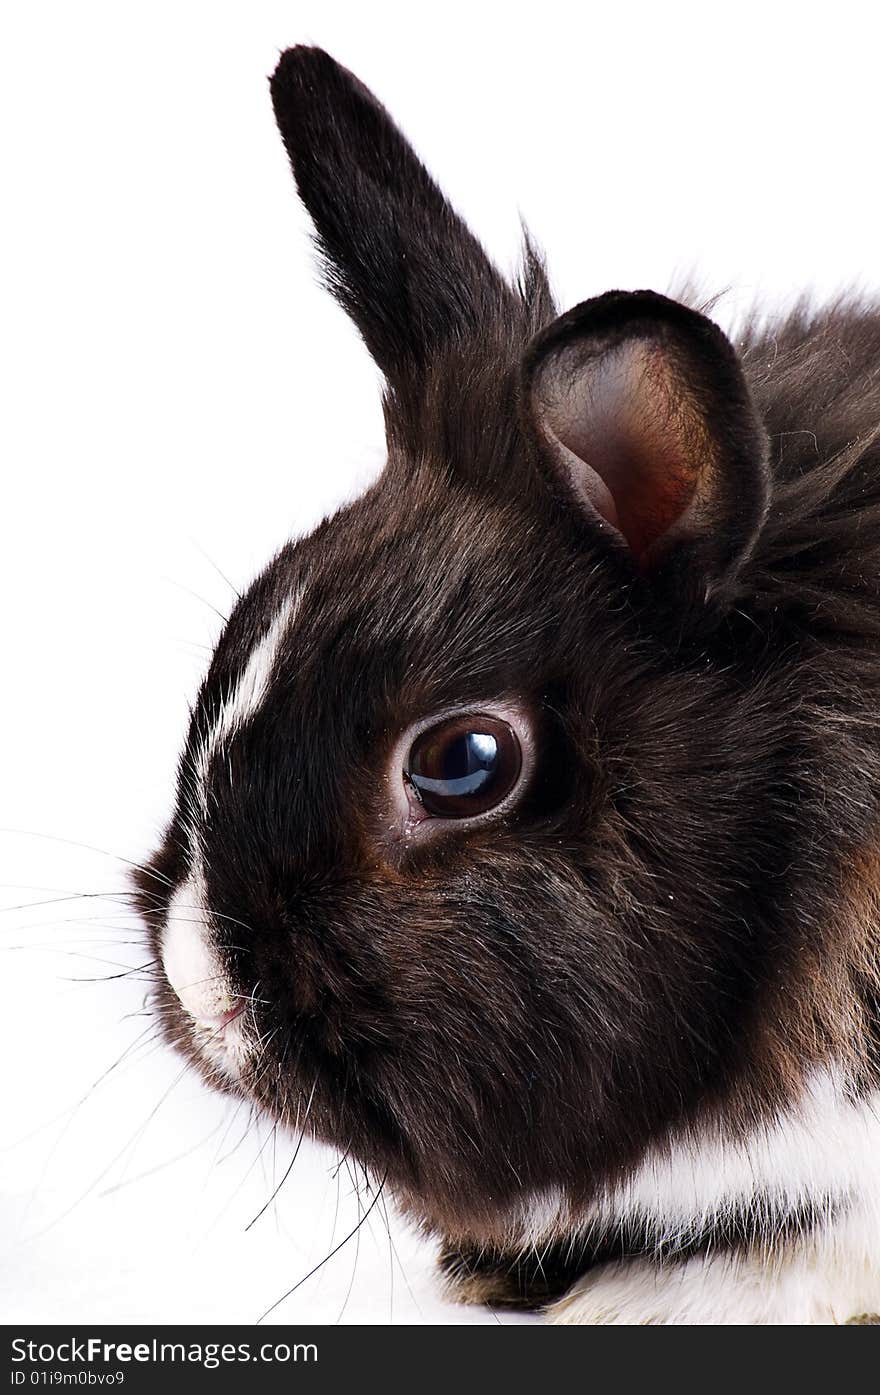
270,47,517,388
522,291,770,611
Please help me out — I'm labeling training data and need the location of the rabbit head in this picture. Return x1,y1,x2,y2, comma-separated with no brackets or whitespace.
137,48,847,1252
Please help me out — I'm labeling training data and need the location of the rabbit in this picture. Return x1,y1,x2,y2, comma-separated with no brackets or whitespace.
135,45,880,1324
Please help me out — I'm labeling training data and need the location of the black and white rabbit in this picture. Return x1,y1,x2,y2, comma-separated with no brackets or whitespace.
136,46,880,1324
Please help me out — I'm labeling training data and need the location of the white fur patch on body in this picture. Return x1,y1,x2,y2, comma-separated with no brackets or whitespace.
549,1216,879,1324
510,1072,880,1323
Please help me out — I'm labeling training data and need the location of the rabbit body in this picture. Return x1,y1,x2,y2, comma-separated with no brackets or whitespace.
138,48,880,1323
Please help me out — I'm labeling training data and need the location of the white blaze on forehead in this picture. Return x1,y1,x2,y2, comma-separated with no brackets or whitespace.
166,587,302,1073
193,586,302,820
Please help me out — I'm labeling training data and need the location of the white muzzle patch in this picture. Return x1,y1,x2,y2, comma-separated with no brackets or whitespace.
160,872,246,1077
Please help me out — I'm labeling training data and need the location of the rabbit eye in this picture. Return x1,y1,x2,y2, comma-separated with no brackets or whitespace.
405,714,522,819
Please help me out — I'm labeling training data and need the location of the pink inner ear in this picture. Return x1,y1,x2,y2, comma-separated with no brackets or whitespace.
541,340,704,566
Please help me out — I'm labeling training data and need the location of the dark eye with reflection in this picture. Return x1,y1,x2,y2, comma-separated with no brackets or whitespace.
405,714,522,818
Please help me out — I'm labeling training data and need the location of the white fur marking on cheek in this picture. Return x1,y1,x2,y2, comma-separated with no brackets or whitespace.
161,873,231,1023
161,870,248,1079
193,586,302,821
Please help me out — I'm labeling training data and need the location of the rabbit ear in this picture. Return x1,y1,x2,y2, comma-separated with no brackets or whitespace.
523,290,770,608
270,47,518,386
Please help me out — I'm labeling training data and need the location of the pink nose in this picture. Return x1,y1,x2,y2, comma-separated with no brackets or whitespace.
199,1004,244,1035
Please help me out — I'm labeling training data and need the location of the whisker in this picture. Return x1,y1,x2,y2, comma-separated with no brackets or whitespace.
96,1115,231,1197
256,1175,388,1324
244,1075,317,1232
2,1017,160,1157
161,575,229,625
379,1187,423,1323
206,1096,249,1173
197,1115,278,1244
59,958,161,983
201,1098,283,1235
24,1019,228,1239
0,828,175,890
0,891,143,917
335,1166,365,1325
3,935,151,952
16,1019,165,1226
188,538,242,601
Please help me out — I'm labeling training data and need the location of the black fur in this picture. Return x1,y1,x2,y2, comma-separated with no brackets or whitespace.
269,48,545,388
137,47,880,1308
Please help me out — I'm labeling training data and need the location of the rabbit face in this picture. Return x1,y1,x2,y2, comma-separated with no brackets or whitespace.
141,462,626,1230
140,444,795,1240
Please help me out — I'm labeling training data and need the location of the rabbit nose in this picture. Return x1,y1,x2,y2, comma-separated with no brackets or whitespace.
161,876,235,1028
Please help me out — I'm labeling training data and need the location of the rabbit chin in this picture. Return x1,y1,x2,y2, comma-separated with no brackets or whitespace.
488,1069,880,1324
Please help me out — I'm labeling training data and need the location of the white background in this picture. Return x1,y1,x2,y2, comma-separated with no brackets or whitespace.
2,0,879,1325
